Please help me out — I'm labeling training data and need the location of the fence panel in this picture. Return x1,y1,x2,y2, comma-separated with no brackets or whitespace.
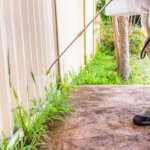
0,0,59,137
56,0,85,75
0,0,97,138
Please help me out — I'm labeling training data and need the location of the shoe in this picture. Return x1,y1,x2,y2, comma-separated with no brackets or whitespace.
133,111,150,126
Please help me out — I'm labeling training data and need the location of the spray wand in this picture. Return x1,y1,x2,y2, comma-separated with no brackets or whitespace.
45,0,113,75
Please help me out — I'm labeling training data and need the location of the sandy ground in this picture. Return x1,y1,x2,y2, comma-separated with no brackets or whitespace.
43,85,150,150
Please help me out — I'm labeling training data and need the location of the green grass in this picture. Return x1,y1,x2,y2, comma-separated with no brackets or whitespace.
73,43,150,85
0,75,76,150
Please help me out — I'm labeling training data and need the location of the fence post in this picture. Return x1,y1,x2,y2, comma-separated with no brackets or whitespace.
51,0,61,79
93,0,95,54
83,0,87,65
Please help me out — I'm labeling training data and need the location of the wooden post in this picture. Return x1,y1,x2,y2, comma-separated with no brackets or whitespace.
83,0,87,65
93,0,95,55
51,0,61,78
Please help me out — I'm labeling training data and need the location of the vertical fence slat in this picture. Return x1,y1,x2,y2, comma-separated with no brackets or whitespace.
27,0,41,99
33,0,45,98
83,0,87,65
37,0,47,94
18,0,30,111
0,30,12,137
10,0,29,110
44,0,59,84
56,0,84,76
0,0,13,137
20,0,35,106
0,110,3,138
93,0,95,54
85,0,94,61
26,0,37,103
94,0,99,53
32,0,42,98
43,0,54,87
3,0,21,109
38,1,48,69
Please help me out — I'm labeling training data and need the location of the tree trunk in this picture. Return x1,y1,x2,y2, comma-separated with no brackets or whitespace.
118,16,130,80
112,17,120,73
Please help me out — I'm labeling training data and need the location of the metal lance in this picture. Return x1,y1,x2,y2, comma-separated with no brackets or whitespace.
45,0,114,75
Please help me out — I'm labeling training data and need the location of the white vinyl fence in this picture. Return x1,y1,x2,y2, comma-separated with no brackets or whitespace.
0,0,98,138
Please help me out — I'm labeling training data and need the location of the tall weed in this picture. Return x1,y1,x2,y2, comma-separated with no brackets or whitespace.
0,72,75,149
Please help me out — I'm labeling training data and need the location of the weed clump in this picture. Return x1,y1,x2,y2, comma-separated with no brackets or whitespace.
0,74,76,150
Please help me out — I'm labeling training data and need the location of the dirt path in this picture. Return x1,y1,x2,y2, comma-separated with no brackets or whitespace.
44,85,150,150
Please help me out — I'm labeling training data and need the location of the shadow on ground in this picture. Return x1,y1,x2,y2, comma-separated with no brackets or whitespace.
43,85,150,150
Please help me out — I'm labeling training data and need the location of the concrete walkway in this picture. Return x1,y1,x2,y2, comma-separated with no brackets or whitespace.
44,85,150,150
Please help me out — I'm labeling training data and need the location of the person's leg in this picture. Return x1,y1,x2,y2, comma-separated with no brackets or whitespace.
142,13,150,59
133,11,150,126
146,10,150,58
142,14,149,33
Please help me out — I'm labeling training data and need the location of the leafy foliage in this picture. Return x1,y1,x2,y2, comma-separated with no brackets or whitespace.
100,21,115,51
129,26,146,54
100,19,146,54
72,43,150,85
96,0,112,21
0,74,76,149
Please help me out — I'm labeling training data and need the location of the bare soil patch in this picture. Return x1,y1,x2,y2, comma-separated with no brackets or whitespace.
44,85,150,150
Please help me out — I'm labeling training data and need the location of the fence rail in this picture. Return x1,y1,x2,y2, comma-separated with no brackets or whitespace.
0,0,98,138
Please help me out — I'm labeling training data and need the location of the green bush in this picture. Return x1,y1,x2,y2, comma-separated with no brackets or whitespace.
96,0,112,22
100,19,146,55
100,21,115,51
129,26,146,55
72,43,150,85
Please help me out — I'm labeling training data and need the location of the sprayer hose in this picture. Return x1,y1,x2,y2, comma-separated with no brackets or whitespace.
45,0,114,75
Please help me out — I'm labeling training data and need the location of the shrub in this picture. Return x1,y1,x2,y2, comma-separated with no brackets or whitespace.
100,21,115,51
100,19,146,55
96,0,112,22
73,42,150,85
129,26,146,55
